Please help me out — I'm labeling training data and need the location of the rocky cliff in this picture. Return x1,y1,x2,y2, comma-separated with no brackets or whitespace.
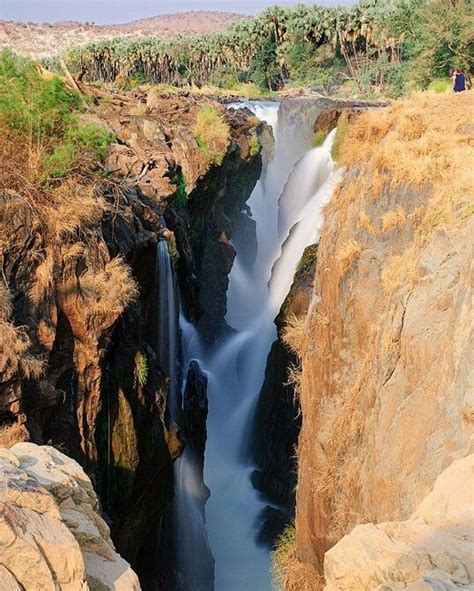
0,84,262,585
278,91,473,589
0,442,140,590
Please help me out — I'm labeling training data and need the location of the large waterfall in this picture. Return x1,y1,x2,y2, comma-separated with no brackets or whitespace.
157,101,341,590
202,101,341,590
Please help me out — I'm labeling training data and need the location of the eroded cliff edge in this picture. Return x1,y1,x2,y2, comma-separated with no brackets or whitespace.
277,91,473,590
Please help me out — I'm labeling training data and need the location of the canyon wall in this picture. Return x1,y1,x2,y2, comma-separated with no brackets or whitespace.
0,86,262,585
285,91,473,589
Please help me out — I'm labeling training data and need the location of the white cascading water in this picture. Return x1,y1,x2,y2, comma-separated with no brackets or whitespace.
156,239,179,418
156,241,213,590
199,101,342,590
173,315,213,591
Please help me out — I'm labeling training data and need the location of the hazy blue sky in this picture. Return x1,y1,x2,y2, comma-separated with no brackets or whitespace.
1,0,357,24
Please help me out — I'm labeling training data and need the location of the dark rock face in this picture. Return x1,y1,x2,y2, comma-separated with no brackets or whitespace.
252,244,318,542
183,360,209,464
0,185,174,579
167,128,263,345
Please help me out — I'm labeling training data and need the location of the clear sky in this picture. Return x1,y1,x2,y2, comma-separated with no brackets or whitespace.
0,0,357,24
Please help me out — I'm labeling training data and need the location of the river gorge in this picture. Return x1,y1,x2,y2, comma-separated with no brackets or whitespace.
0,81,472,591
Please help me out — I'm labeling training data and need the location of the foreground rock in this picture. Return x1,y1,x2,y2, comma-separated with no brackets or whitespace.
0,442,140,590
324,455,474,590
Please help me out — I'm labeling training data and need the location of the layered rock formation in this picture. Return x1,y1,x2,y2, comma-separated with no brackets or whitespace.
0,442,139,590
284,91,473,589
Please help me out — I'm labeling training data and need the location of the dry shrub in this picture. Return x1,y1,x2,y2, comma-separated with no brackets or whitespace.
282,313,307,356
286,364,302,403
273,526,323,591
29,248,55,304
337,239,362,275
0,282,45,380
44,181,106,241
381,205,406,232
358,210,378,235
79,257,138,317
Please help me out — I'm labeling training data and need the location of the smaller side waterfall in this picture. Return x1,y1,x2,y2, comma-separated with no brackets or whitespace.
155,239,179,420
154,239,214,591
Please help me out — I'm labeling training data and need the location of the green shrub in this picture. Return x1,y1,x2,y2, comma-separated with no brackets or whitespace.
43,142,77,178
194,105,230,166
0,49,81,139
66,123,115,159
428,78,452,94
0,50,114,181
134,351,148,387
313,131,327,147
172,170,188,208
249,134,261,157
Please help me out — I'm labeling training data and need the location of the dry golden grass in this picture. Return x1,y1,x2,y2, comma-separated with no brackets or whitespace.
381,205,406,232
337,239,362,275
79,256,138,317
358,210,378,235
0,282,45,380
341,91,474,237
329,90,474,298
282,313,307,355
381,246,420,294
44,182,106,241
273,526,323,591
29,248,55,305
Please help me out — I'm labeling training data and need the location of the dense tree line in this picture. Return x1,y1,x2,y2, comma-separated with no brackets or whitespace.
62,0,472,96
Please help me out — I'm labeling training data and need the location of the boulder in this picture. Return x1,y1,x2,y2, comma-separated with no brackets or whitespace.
324,455,474,590
0,443,141,591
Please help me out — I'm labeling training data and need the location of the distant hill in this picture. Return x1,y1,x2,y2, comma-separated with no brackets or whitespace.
0,11,248,57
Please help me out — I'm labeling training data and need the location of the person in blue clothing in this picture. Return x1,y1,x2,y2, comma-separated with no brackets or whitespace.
452,68,466,92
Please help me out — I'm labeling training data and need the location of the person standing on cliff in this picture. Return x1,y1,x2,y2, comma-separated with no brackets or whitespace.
452,68,466,92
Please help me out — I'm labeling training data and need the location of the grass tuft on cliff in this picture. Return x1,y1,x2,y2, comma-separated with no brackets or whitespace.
273,525,323,591
0,282,45,386
194,105,230,166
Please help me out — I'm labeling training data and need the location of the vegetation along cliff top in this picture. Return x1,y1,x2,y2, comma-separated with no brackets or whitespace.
24,0,473,101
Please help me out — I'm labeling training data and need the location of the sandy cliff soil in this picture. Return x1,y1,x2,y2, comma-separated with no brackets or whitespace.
280,91,474,590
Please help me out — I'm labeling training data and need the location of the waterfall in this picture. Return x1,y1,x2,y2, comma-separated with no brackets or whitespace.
155,241,214,590
155,239,179,420
201,100,341,590
155,100,340,590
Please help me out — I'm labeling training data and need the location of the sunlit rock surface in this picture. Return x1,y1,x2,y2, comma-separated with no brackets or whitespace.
0,443,140,590
324,455,474,590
